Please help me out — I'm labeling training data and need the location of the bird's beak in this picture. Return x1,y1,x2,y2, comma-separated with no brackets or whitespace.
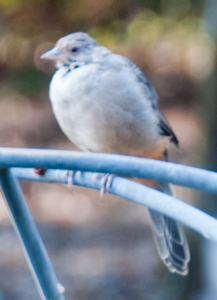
41,47,60,61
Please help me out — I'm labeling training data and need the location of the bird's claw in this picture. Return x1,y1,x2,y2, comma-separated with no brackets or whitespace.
92,173,114,198
100,174,114,197
65,170,82,194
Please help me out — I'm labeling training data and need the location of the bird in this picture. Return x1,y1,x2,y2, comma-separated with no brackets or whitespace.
41,32,190,275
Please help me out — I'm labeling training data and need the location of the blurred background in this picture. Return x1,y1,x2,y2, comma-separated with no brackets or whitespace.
0,0,216,299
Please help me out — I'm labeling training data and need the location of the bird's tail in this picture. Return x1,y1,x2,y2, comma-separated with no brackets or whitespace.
147,181,190,275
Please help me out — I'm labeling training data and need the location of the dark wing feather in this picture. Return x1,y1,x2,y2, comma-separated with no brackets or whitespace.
159,114,179,147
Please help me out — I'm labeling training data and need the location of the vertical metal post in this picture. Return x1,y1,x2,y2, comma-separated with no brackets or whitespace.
0,168,65,300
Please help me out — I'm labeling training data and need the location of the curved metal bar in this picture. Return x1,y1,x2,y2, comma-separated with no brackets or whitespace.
0,168,65,300
0,147,217,194
13,168,217,241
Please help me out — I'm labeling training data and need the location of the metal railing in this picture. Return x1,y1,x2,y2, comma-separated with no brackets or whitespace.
0,147,217,299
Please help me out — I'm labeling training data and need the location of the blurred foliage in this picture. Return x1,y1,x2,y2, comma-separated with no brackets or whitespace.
0,0,213,103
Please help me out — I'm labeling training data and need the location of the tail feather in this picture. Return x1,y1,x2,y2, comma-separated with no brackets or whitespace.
148,182,190,275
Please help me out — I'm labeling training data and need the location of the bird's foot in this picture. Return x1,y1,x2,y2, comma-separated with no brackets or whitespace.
65,170,82,194
92,173,114,198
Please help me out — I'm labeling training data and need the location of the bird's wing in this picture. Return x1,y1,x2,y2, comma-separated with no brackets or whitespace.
125,58,179,147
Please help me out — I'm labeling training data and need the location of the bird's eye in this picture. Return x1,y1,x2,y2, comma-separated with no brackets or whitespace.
71,47,79,53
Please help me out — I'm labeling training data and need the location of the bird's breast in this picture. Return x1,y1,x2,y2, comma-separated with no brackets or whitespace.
49,65,162,155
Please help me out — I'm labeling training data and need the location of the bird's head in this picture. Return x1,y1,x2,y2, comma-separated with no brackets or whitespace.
41,32,109,69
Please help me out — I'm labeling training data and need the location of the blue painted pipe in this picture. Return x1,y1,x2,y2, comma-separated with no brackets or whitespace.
12,168,217,242
0,168,65,300
0,147,217,194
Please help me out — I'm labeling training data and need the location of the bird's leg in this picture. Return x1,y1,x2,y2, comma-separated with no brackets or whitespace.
65,170,81,194
67,170,74,194
92,173,115,198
